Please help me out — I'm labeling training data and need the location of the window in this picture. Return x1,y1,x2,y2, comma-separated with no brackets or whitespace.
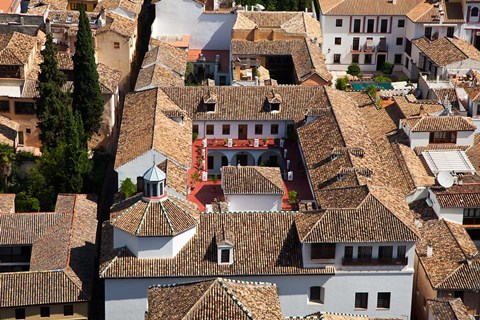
463,208,480,224
26,128,31,134
377,292,391,309
352,37,360,51
18,131,24,145
397,245,406,259
334,54,341,64
425,26,432,39
335,37,342,45
15,309,25,320
396,37,403,45
14,102,35,114
367,19,375,33
405,39,412,56
355,292,368,309
255,124,263,135
380,19,388,33
114,42,120,49
0,100,9,112
66,15,73,22
309,286,325,303
364,54,372,64
208,156,214,170
472,7,479,17
220,249,230,263
206,102,215,112
221,156,228,167
447,26,455,38
193,124,199,135
222,124,230,135
352,54,359,63
40,306,50,317
378,246,393,259
311,243,336,260
336,19,343,27
398,19,405,27
405,58,409,70
353,19,361,33
270,124,279,135
70,2,86,10
206,125,214,135
358,246,372,259
64,305,74,316
394,54,402,64
270,103,280,112
344,246,353,259
429,131,456,143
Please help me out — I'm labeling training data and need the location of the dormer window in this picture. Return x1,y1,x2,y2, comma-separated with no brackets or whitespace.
203,88,217,112
217,242,233,265
270,102,280,112
206,102,215,113
267,90,282,112
54,14,60,21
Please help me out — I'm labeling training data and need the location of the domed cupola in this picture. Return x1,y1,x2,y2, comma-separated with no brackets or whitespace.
142,165,166,201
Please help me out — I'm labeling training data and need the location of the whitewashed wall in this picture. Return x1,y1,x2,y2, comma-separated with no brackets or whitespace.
194,120,288,140
105,272,414,320
428,189,463,224
151,0,235,50
113,226,196,258
226,194,283,211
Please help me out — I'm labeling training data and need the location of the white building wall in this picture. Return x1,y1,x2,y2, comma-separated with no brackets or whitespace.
408,131,430,149
428,189,463,224
457,130,475,146
116,149,167,186
194,120,288,140
151,0,235,50
321,15,407,72
105,272,414,320
113,226,196,258
226,194,283,211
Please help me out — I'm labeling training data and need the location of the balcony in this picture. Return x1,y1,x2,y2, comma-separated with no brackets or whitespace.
342,257,408,266
350,45,363,52
364,40,375,53
377,39,388,52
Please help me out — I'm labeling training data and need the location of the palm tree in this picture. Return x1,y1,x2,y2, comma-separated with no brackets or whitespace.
0,144,15,192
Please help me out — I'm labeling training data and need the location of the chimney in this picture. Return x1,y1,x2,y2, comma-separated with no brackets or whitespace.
45,18,51,33
392,0,397,4
254,76,259,86
426,244,433,257
439,4,444,24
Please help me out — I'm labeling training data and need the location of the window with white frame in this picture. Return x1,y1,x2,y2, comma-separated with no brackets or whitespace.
309,286,325,304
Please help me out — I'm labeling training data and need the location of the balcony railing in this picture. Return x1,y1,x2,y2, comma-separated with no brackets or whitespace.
342,257,408,266
377,42,388,52
351,45,362,52
364,42,375,53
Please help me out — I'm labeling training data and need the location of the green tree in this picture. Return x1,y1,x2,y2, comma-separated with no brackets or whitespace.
73,5,104,139
335,77,349,90
120,178,137,198
366,84,377,97
36,33,71,150
0,144,15,192
381,61,394,75
15,192,40,212
347,63,361,77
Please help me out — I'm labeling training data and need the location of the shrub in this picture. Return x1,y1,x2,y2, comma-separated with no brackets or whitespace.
373,75,392,83
335,77,349,90
15,192,40,212
398,75,409,82
381,61,394,75
366,84,377,97
288,190,298,205
120,178,136,199
347,63,361,76
192,132,198,141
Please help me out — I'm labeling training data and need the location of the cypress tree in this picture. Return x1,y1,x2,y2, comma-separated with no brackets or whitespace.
36,33,71,150
72,5,104,139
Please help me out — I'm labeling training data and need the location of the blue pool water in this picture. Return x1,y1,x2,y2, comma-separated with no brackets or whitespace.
351,82,394,91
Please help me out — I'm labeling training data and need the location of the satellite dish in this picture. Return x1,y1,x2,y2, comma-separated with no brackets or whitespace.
255,3,265,10
437,171,454,188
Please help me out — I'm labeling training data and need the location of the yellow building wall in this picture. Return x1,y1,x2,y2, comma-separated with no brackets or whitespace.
1,302,88,320
67,0,97,12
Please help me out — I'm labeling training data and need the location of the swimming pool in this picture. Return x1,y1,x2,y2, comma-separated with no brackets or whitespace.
351,82,394,91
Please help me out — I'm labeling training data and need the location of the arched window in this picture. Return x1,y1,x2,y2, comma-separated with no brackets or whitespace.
472,7,479,17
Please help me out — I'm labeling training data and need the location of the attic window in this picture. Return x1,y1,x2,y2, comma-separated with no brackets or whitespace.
54,14,60,21
206,102,215,112
217,244,233,265
270,102,280,112
220,249,230,263
336,174,345,181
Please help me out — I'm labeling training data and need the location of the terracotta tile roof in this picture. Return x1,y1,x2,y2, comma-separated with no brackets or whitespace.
412,37,480,67
110,194,198,236
0,32,36,65
0,194,15,213
96,11,136,38
417,219,480,290
395,143,435,188
408,2,464,23
221,166,284,195
295,186,419,243
115,88,192,169
315,186,370,209
146,278,284,320
29,0,68,10
234,12,322,42
142,41,187,74
100,211,335,278
0,194,98,307
427,298,472,320
432,181,480,208
231,38,331,83
94,0,143,16
467,133,480,170
97,63,122,94
313,313,401,320
159,86,329,122
393,96,444,119
401,115,476,132
464,86,480,102
135,63,184,90
319,0,422,15
157,159,188,196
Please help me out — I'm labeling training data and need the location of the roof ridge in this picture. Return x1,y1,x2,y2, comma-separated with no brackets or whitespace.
255,167,284,193
168,197,198,222
446,37,470,60
442,219,472,260
64,194,78,269
135,201,151,235
160,200,175,234
111,198,142,223
217,278,255,319
182,281,219,320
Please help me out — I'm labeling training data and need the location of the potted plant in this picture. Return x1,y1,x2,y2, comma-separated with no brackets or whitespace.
190,171,201,190
288,190,298,210
263,138,269,146
274,137,280,146
224,138,228,146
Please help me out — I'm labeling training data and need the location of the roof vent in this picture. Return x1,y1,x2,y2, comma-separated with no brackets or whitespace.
426,243,433,257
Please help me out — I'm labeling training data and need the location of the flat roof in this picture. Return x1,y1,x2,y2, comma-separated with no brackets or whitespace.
422,150,476,175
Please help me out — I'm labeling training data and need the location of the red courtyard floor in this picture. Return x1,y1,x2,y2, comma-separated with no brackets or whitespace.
186,138,313,211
